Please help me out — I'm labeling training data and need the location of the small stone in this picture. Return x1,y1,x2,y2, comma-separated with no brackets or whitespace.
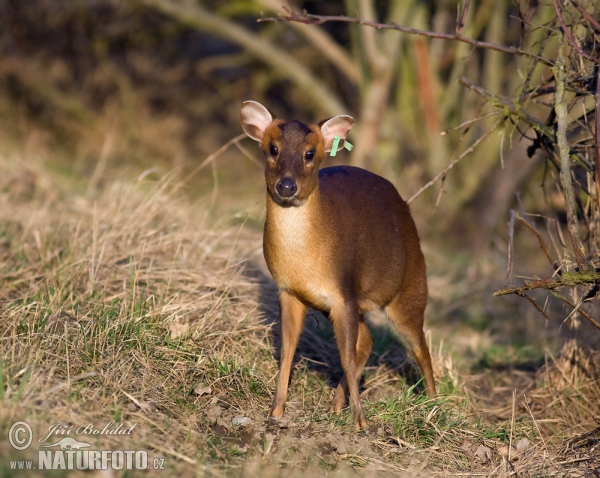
231,416,252,427
515,437,530,453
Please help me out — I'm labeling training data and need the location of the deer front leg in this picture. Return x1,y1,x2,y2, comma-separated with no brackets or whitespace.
269,290,306,420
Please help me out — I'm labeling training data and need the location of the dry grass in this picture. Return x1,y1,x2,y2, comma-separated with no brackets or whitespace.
0,148,599,477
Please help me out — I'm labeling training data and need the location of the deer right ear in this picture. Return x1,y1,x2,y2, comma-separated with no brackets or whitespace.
241,101,273,142
320,115,355,152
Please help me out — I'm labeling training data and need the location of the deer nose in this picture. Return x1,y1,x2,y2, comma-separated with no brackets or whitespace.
276,178,297,197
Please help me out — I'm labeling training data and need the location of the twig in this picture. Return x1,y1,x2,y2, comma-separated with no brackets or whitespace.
522,394,547,448
408,118,502,203
441,111,502,135
456,0,471,35
494,271,600,330
562,283,599,323
171,133,247,195
549,288,600,330
433,177,446,211
517,292,550,321
506,210,517,287
459,76,556,142
519,26,554,105
515,214,555,268
255,0,361,84
509,389,516,463
570,0,600,33
234,141,263,168
494,270,600,295
261,8,554,66
553,0,599,64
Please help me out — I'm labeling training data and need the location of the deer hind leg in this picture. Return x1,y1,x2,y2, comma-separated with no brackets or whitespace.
330,302,369,430
384,285,436,397
330,315,372,415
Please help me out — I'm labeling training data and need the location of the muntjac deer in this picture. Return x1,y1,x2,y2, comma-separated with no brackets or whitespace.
240,100,436,430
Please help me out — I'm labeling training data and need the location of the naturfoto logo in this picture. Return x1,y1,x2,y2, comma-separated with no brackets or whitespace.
8,420,165,471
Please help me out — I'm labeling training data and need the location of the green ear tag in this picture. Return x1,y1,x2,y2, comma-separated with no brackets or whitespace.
330,136,340,157
343,140,353,151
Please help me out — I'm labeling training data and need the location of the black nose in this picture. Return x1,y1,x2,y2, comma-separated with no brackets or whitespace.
276,178,297,197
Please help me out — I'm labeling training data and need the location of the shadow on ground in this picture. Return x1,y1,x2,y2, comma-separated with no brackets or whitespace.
244,258,427,406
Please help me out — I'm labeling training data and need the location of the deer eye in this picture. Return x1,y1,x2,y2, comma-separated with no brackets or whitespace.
305,150,315,161
269,144,278,156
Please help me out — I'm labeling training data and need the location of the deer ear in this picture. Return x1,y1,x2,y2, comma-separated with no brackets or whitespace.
320,115,355,152
241,101,273,142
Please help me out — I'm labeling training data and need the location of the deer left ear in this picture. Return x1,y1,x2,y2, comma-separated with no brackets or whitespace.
320,115,355,152
241,101,274,142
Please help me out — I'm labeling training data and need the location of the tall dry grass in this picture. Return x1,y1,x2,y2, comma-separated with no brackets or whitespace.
0,149,276,473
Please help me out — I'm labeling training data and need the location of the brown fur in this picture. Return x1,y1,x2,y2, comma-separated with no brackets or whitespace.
240,101,436,430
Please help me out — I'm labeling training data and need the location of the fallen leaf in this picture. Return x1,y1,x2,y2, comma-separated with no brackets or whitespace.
474,444,492,463
194,384,212,396
461,440,475,454
497,444,517,461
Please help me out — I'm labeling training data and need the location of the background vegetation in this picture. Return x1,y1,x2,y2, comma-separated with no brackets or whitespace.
0,0,598,475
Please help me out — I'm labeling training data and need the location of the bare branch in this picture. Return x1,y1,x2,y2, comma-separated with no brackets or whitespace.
408,118,502,203
494,271,600,296
459,76,556,141
549,289,600,330
137,0,346,116
256,0,361,84
517,292,551,322
553,0,600,64
456,0,471,35
570,0,600,33
519,25,554,104
441,111,502,135
260,9,554,66
515,214,556,268
493,270,600,329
